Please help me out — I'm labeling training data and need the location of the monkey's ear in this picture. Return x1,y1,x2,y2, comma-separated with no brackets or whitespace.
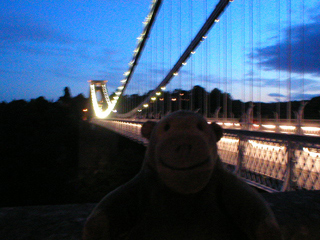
141,121,157,139
210,122,223,142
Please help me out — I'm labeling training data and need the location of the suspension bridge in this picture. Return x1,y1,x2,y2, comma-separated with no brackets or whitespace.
86,0,320,192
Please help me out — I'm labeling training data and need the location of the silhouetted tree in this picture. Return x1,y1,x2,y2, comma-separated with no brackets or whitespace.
58,87,72,105
304,96,320,119
0,88,90,207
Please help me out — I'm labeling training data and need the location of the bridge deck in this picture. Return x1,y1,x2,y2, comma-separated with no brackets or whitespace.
91,118,320,192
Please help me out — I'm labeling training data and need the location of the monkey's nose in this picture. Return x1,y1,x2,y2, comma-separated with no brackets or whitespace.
175,144,193,158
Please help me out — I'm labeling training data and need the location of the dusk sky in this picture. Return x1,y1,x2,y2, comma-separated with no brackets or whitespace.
1,0,319,103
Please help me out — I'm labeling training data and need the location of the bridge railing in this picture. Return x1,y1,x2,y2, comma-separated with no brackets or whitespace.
91,119,320,193
220,129,320,192
92,119,149,146
207,118,320,136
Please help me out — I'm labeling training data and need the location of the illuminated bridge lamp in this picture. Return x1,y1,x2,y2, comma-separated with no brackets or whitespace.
262,124,276,129
143,104,149,108
301,127,320,131
303,148,320,158
160,86,166,90
279,125,296,130
156,92,161,96
220,138,239,144
248,140,285,151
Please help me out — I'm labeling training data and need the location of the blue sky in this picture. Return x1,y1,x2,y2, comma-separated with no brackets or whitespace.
1,0,319,103
1,0,150,101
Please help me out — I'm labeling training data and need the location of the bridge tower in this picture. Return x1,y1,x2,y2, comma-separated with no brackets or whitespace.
89,80,114,118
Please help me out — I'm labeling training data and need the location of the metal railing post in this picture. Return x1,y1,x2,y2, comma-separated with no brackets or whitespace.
236,134,246,176
282,141,297,191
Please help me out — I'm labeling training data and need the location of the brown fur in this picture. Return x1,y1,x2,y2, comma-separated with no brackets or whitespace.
83,111,282,240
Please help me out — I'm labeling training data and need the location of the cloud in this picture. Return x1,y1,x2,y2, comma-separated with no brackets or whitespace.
291,93,320,101
255,14,320,75
0,13,100,55
0,12,79,60
0,11,122,74
268,93,286,98
0,13,71,45
261,76,319,89
265,76,320,101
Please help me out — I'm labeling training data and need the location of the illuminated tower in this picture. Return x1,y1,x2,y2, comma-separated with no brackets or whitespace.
89,80,114,118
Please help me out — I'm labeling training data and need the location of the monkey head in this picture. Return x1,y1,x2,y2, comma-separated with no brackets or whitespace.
141,111,223,195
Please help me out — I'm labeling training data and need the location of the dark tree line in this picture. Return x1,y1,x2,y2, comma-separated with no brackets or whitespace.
0,88,88,207
115,86,320,120
1,86,318,207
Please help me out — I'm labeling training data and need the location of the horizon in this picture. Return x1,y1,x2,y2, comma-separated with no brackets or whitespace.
1,85,318,105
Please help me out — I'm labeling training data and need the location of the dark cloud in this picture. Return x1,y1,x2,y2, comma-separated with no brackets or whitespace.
0,13,71,44
259,75,320,101
0,12,78,60
291,93,320,100
0,12,120,70
266,77,320,101
268,93,286,98
256,15,320,75
261,77,320,90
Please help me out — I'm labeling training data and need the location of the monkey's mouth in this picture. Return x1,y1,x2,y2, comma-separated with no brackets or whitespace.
159,157,210,171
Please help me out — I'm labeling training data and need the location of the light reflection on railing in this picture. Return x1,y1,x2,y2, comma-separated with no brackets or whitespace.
218,129,320,192
206,118,320,136
91,119,320,193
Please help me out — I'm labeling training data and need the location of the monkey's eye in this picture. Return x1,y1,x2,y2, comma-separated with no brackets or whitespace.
197,122,204,131
164,123,170,131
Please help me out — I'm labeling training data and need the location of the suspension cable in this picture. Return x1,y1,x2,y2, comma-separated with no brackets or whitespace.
229,5,233,119
116,0,232,118
277,0,281,121
258,0,262,124
242,0,246,119
301,0,305,104
287,0,292,121
190,0,193,111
